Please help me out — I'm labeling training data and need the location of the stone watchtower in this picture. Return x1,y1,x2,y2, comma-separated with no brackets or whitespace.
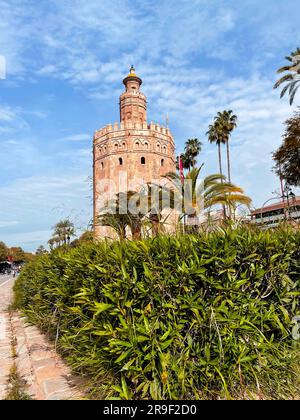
93,66,176,237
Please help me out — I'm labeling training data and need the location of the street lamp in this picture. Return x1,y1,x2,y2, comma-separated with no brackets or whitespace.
283,184,296,219
259,197,279,224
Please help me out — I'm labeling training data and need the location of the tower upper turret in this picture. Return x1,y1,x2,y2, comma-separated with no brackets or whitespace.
120,66,147,124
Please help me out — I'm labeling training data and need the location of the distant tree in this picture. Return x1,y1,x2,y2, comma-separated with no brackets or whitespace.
274,47,300,105
0,241,8,261
47,237,56,251
52,219,76,246
36,245,48,255
9,247,26,263
273,108,300,187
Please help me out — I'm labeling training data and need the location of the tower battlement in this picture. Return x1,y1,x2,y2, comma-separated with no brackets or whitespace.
94,121,172,140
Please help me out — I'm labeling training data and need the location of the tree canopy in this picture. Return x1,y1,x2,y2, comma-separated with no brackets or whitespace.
273,108,300,187
0,241,8,261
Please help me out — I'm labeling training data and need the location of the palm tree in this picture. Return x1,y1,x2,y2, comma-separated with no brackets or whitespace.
53,220,75,245
36,245,47,255
163,166,251,228
207,122,224,178
47,238,56,251
97,191,144,240
274,48,300,105
176,153,190,172
184,138,203,169
214,110,237,183
142,183,171,236
97,213,128,240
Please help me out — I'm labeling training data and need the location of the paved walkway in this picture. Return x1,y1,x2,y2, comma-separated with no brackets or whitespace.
0,276,84,400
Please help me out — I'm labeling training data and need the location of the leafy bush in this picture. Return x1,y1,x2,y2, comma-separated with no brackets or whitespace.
14,227,300,399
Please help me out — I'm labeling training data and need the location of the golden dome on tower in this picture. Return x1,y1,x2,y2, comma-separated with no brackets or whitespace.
127,65,137,77
123,65,142,86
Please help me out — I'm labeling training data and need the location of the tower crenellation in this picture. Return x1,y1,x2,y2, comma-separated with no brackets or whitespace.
93,66,176,237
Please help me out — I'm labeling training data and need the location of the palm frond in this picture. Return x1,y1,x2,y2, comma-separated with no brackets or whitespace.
274,74,294,89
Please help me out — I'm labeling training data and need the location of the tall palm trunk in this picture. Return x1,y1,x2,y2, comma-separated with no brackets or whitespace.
119,226,127,241
226,140,232,219
131,224,142,240
218,143,223,179
218,142,227,219
150,214,160,236
226,140,231,183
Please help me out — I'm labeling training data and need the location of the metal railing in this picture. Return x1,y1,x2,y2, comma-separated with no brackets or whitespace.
251,210,300,225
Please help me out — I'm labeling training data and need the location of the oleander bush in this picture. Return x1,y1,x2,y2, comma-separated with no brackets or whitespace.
14,227,300,399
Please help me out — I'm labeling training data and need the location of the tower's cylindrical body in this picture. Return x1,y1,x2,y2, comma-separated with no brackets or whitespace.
93,67,176,237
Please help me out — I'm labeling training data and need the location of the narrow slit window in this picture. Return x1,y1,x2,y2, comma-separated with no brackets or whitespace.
161,159,164,167
119,157,123,165
141,157,146,165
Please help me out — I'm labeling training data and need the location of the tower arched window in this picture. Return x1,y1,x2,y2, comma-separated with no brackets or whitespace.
122,142,126,149
161,159,164,167
115,143,118,151
144,142,149,150
163,146,167,154
141,157,146,165
101,162,104,170
135,141,140,150
119,157,123,166
157,143,161,152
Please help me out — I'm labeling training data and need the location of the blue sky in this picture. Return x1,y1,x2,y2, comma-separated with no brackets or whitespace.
0,0,299,251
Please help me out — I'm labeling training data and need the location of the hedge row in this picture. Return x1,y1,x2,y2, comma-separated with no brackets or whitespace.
14,227,300,399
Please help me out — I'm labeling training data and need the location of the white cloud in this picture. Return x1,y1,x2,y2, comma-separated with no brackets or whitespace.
0,55,6,79
0,106,30,136
0,173,92,250
2,229,53,248
61,134,91,142
0,221,19,228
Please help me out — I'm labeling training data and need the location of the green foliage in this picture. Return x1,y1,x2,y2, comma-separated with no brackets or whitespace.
274,47,300,105
273,108,300,188
9,246,33,263
5,364,32,400
14,227,300,399
0,241,8,261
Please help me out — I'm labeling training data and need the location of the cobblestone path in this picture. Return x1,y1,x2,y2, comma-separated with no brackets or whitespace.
0,276,84,400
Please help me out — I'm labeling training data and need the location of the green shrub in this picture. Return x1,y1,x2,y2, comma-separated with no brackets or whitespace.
14,227,300,399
